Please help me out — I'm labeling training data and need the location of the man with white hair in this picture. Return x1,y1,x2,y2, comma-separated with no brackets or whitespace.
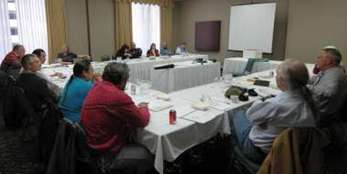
309,47,347,126
231,59,316,163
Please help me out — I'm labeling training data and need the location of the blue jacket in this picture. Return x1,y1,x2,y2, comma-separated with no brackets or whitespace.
59,76,93,122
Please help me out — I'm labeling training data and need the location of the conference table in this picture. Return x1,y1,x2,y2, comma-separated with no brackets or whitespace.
40,54,209,90
151,61,221,93
129,69,282,173
223,57,282,75
41,56,315,173
133,62,315,173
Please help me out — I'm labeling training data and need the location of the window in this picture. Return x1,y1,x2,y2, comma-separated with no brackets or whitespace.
4,0,48,56
132,3,160,55
9,12,16,19
7,1,18,45
10,27,18,35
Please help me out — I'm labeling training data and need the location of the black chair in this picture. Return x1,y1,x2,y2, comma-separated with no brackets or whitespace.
45,119,102,174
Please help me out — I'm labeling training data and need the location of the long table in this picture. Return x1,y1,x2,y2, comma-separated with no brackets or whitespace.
151,61,221,93
41,54,208,91
134,62,315,173
41,56,315,173
130,69,282,173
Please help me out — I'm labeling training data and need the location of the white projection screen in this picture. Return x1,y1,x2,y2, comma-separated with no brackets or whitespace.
228,3,276,53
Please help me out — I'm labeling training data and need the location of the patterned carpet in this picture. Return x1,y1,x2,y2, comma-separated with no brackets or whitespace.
0,126,42,174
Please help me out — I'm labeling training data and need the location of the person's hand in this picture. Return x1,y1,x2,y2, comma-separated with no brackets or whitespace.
125,53,132,58
138,102,148,108
93,73,102,81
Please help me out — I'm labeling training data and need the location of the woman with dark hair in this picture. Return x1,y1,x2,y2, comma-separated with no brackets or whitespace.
58,59,96,122
146,43,160,57
115,44,132,59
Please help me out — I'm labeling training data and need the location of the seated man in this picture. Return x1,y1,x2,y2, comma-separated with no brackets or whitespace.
17,54,56,111
0,44,26,77
31,49,60,97
115,44,132,59
175,42,188,55
231,59,316,163
56,45,77,63
81,62,154,174
309,47,347,127
129,42,142,58
160,43,172,56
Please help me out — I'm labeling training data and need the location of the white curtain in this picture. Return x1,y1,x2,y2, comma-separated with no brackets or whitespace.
16,0,48,55
0,0,12,63
132,3,160,55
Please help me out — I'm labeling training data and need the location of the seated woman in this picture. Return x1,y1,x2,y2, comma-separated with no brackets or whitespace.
56,45,77,63
231,59,316,163
58,59,95,123
146,43,160,57
115,44,132,59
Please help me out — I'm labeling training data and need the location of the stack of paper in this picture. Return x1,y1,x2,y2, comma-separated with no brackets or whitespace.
183,109,222,124
149,100,173,112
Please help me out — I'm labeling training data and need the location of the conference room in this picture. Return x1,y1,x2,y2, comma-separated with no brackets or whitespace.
1,0,347,174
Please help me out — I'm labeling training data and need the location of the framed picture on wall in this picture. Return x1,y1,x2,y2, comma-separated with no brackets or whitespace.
195,20,221,51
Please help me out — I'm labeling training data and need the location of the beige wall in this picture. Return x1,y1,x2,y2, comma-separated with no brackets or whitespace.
88,0,115,59
64,0,115,59
285,0,347,65
64,0,89,55
173,0,288,62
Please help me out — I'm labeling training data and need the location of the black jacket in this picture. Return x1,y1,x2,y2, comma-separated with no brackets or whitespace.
17,73,56,111
46,120,95,174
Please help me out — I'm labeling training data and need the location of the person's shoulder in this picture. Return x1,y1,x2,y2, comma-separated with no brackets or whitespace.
18,73,46,85
323,66,346,80
4,51,17,59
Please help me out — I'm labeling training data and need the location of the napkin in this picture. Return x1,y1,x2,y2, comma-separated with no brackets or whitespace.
191,101,209,111
156,92,171,101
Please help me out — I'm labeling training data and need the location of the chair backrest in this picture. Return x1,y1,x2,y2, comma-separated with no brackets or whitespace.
243,58,256,75
258,128,325,174
0,71,34,129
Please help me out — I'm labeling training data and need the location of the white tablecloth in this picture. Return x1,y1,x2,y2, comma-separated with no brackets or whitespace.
125,54,208,82
130,69,283,174
40,57,317,173
223,57,282,75
151,61,221,93
40,54,209,91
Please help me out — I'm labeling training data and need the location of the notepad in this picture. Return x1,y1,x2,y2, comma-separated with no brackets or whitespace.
183,109,222,124
149,100,173,112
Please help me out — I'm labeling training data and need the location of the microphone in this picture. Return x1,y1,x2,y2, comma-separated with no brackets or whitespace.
154,64,175,70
